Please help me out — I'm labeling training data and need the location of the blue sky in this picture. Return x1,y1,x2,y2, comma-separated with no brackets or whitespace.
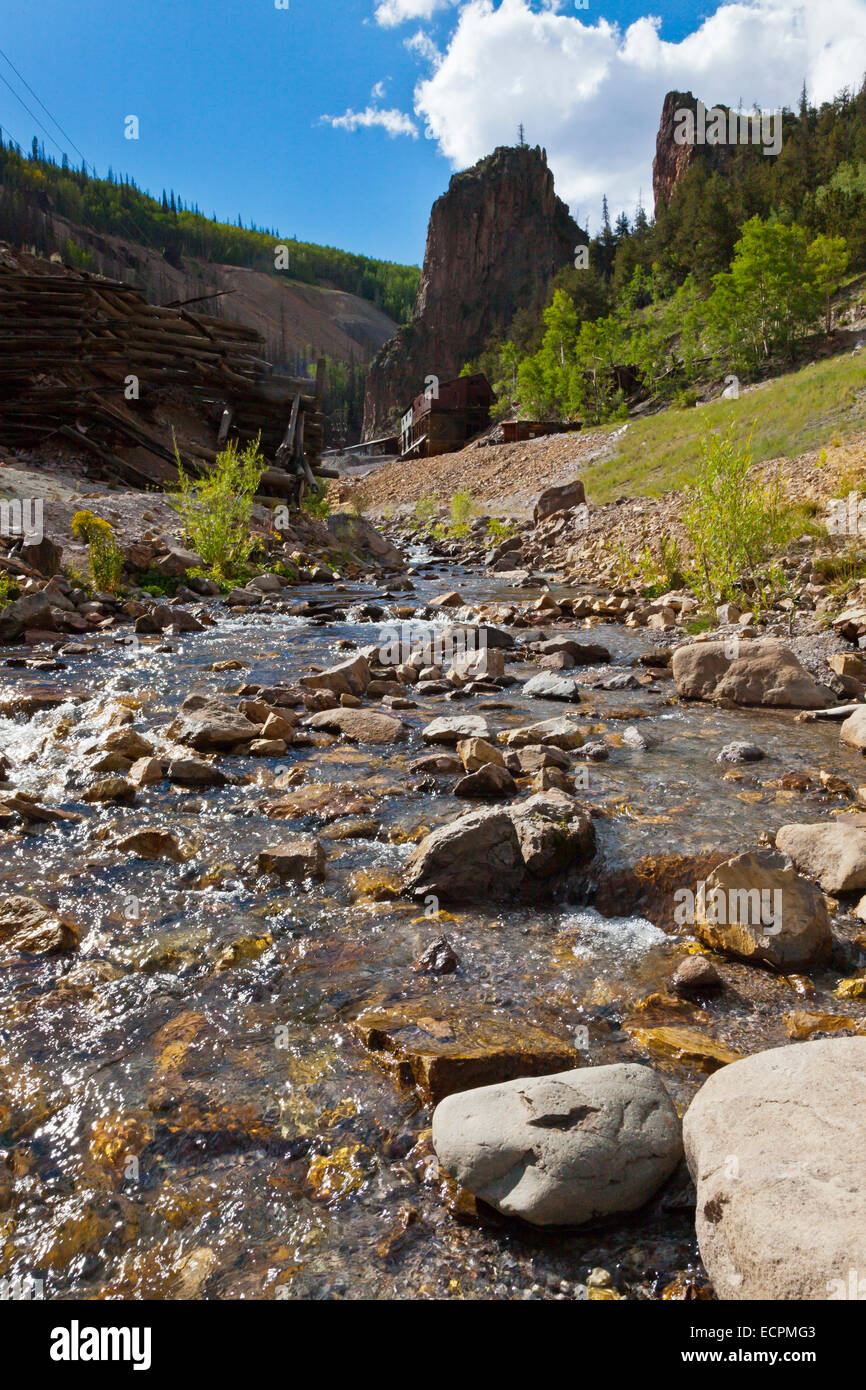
1,0,863,267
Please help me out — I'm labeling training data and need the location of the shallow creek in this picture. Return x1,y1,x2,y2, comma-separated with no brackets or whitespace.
1,559,864,1300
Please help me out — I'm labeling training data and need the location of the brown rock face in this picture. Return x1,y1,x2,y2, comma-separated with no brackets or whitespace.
652,90,734,215
363,145,581,437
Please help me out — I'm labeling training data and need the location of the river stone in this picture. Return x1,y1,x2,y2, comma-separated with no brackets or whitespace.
776,821,866,895
422,715,491,745
0,593,57,643
432,1063,681,1227
522,672,582,702
299,653,371,698
695,848,831,970
258,838,325,880
303,707,406,744
403,808,524,902
115,830,184,862
166,757,227,787
509,790,595,878
326,513,405,571
505,717,585,750
671,640,832,708
839,706,866,750
454,764,516,799
457,737,505,772
533,637,610,664
683,1038,866,1300
0,895,79,954
716,741,766,763
449,646,506,683
176,695,259,752
534,479,586,525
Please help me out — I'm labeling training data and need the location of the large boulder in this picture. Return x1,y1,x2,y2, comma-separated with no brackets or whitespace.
683,1039,866,1299
533,480,586,525
403,808,524,902
175,694,259,752
303,707,406,744
422,715,491,745
23,535,62,578
0,593,57,643
840,706,866,750
326,513,405,571
403,792,595,903
694,848,831,970
299,653,371,698
672,641,832,708
433,1064,681,1227
522,672,582,703
775,821,866,895
155,544,204,579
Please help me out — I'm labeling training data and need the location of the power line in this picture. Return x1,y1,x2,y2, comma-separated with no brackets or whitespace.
0,44,91,170
0,69,69,162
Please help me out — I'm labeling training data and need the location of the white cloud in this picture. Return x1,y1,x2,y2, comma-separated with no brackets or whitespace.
371,79,388,99
375,0,452,27
322,105,420,138
405,28,442,65
412,0,866,228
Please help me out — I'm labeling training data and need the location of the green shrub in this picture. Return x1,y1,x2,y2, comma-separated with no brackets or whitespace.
682,423,790,605
301,486,332,522
170,438,265,582
70,509,124,593
414,495,439,531
486,517,518,543
449,490,476,537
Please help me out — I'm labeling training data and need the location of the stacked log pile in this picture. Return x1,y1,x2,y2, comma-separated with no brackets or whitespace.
0,256,328,497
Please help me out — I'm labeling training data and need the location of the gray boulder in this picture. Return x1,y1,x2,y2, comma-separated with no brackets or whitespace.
433,1064,681,1227
534,479,586,525
695,848,831,970
522,672,582,702
175,694,259,751
776,821,866,895
672,641,832,708
684,1039,866,1299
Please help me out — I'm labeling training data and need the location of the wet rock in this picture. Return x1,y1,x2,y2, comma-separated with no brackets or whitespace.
299,653,371,698
534,479,586,525
175,694,258,752
82,777,137,804
258,838,326,880
264,782,376,823
671,956,723,997
322,817,381,841
428,591,464,610
505,718,585,750
0,683,71,718
116,830,184,862
414,936,460,976
533,637,610,664
457,737,506,772
303,707,406,744
784,1010,865,1040
432,1063,681,1227
622,725,659,752
166,757,227,788
410,752,463,776
776,821,866,895
422,715,491,745
514,745,571,774
717,741,766,764
683,1038,866,1300
695,848,831,970
671,641,832,708
0,895,79,953
403,808,524,902
627,1025,742,1073
522,672,582,702
454,764,517,798
449,646,506,683
404,792,595,902
353,1002,580,1104
101,729,155,760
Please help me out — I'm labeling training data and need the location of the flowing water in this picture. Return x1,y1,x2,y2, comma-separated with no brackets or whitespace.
1,559,864,1300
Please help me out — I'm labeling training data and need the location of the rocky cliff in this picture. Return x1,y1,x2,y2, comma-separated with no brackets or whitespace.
652,90,734,215
363,145,581,438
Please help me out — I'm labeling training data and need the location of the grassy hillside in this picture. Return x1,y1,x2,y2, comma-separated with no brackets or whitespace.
583,349,866,502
